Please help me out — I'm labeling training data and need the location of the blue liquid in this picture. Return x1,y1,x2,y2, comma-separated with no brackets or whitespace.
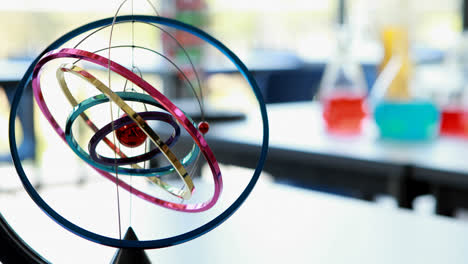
374,100,440,140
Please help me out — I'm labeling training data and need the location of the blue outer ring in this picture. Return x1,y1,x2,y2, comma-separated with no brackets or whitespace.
9,15,269,249
65,91,199,176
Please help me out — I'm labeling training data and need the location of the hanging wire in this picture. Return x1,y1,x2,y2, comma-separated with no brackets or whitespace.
128,0,135,229
108,0,129,241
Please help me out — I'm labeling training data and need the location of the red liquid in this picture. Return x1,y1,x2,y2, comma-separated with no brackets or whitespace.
322,95,366,134
440,108,468,137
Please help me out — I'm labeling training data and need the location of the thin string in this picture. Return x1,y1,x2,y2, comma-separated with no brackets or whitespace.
145,0,160,16
125,65,151,195
131,66,151,183
128,0,135,229
108,0,128,241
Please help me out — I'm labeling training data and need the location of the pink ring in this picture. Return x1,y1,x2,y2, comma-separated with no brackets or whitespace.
32,48,222,212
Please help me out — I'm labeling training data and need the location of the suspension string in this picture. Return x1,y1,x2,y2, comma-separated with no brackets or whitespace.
129,0,135,228
108,0,128,241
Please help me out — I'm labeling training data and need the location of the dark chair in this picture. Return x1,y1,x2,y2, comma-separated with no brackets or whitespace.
260,67,322,104
0,81,36,162
260,63,377,104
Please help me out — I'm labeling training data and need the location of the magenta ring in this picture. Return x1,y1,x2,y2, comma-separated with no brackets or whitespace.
32,48,222,212
89,111,180,166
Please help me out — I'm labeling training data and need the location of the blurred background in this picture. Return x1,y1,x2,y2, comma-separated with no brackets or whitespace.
2,0,468,263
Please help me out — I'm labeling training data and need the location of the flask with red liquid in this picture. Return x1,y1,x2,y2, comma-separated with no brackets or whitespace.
319,26,368,135
438,88,468,137
437,44,468,137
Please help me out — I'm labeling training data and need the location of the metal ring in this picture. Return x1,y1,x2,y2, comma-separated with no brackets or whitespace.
9,15,268,249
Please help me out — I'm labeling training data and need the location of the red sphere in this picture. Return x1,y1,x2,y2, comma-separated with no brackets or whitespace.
198,121,210,134
115,120,147,148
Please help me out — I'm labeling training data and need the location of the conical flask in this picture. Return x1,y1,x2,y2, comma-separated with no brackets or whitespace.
372,26,439,140
436,35,468,137
319,26,368,135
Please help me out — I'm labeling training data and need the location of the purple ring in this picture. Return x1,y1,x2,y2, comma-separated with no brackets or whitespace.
88,111,180,166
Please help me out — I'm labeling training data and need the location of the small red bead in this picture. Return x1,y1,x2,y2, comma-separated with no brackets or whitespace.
115,116,147,148
198,121,210,134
